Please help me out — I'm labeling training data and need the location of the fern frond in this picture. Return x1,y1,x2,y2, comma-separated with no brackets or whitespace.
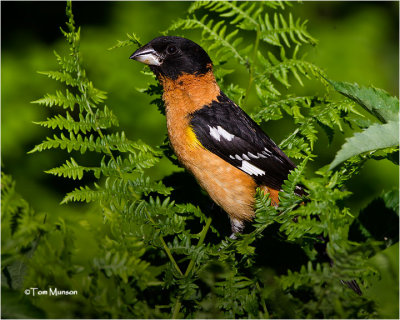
37,70,79,86
190,1,261,31
255,75,281,102
29,132,136,154
100,151,161,178
33,106,119,134
259,13,317,47
45,157,97,180
109,32,141,50
262,1,288,10
61,184,103,204
168,15,245,64
312,101,348,132
254,95,348,150
32,89,80,111
54,51,76,73
252,96,315,122
279,261,329,291
280,157,308,202
299,124,318,150
85,81,107,105
94,248,152,284
280,135,311,159
62,172,172,205
260,46,325,87
129,175,172,196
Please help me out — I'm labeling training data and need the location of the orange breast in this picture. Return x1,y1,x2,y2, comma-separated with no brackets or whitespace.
161,72,257,221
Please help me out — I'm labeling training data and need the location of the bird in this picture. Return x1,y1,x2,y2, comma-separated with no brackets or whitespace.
129,36,362,296
130,35,305,236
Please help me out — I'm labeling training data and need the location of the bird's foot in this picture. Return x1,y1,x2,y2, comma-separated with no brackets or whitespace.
229,218,245,239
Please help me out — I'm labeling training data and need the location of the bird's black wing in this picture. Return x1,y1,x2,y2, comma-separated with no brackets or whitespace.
190,92,297,191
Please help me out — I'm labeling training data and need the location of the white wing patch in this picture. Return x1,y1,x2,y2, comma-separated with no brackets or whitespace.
239,160,265,176
218,126,234,141
209,126,220,141
207,126,269,177
208,125,235,142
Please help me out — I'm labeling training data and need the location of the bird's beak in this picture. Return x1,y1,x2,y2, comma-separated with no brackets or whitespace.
129,46,162,66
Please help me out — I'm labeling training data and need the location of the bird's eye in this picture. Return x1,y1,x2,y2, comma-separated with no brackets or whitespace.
167,45,177,55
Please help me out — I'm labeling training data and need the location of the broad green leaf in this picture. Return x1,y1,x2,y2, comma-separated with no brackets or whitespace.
328,80,399,123
330,121,399,169
381,189,399,214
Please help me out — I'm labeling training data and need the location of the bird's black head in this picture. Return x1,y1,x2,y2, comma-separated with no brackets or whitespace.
130,36,213,80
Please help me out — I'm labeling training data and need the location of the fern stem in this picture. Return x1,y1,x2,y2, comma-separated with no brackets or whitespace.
244,26,261,106
171,216,212,318
66,5,124,179
159,235,184,277
256,281,270,318
171,299,182,319
184,216,212,277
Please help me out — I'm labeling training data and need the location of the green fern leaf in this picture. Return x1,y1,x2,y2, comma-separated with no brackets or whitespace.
280,157,308,201
252,96,314,122
33,106,119,134
167,15,245,64
61,184,103,204
130,176,172,196
45,157,98,180
109,33,141,50
54,51,76,73
31,89,80,110
37,70,79,86
198,1,260,30
259,13,317,47
85,81,107,105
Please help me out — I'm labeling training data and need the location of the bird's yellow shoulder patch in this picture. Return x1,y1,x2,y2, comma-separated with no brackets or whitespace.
186,125,203,149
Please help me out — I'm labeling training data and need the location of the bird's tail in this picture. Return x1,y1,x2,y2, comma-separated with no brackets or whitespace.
341,279,363,296
294,184,307,197
260,185,280,206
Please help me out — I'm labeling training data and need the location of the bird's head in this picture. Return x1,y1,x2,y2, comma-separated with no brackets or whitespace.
130,36,213,80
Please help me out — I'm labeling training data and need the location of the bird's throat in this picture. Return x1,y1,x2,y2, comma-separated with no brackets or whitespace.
160,69,220,114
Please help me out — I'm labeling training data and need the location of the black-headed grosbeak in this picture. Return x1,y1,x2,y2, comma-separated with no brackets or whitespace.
130,36,362,295
130,36,304,236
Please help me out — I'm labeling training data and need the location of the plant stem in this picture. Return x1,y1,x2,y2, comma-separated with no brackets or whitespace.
256,282,269,319
142,213,184,276
184,217,212,277
159,234,184,276
171,217,212,319
244,26,261,106
172,300,182,319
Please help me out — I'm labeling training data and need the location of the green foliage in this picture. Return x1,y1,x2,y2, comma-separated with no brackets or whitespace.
108,33,142,50
2,1,398,319
328,79,399,123
328,80,399,169
330,121,399,170
1,173,49,318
